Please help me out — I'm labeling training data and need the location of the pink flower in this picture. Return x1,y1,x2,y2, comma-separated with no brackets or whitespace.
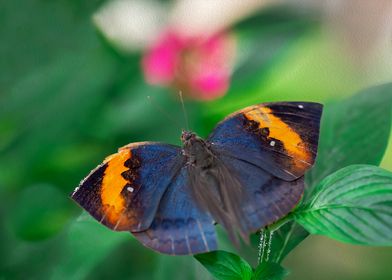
142,30,236,100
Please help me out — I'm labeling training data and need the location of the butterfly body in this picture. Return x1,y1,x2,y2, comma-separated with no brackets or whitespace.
181,131,249,243
71,102,323,255
181,131,214,168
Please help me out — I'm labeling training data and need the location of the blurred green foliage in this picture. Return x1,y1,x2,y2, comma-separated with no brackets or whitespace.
1,1,391,280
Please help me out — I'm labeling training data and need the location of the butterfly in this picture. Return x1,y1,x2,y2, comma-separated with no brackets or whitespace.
71,102,323,255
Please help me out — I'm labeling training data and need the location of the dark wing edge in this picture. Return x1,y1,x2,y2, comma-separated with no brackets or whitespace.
208,102,323,181
71,141,182,232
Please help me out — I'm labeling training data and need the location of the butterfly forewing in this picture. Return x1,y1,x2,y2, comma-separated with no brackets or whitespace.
208,102,323,181
71,142,182,232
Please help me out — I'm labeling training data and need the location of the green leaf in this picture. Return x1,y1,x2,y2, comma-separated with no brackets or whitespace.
296,165,392,245
195,251,253,280
307,82,392,192
252,262,288,280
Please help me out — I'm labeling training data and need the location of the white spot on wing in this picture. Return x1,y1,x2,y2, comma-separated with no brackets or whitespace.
298,105,304,109
270,140,276,147
127,186,134,192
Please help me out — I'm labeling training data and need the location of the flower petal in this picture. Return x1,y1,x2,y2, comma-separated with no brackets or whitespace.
93,0,167,52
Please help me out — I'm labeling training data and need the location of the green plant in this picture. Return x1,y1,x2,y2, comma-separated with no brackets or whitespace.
194,83,392,279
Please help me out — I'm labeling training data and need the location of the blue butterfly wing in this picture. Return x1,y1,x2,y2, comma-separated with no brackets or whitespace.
71,142,182,232
208,102,322,181
203,102,321,236
132,166,217,255
217,154,304,233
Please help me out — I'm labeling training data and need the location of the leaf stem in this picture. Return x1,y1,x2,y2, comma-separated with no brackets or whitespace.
267,213,294,232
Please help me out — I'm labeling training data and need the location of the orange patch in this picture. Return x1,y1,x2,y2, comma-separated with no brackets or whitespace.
100,149,131,225
244,106,311,167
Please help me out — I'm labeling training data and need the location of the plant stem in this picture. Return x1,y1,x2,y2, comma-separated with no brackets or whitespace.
267,214,294,232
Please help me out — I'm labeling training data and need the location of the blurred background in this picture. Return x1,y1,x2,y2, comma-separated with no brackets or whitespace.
1,0,392,279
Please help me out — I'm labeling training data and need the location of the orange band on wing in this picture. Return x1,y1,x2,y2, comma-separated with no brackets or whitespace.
100,149,131,225
244,107,311,167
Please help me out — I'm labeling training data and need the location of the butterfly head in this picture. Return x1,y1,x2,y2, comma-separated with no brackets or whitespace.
181,130,197,144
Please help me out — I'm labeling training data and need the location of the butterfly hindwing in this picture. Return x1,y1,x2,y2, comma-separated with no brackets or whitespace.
71,142,182,232
208,102,323,181
132,166,217,255
218,154,304,233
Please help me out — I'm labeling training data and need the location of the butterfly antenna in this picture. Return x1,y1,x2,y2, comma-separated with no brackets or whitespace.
179,91,189,130
147,96,182,129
